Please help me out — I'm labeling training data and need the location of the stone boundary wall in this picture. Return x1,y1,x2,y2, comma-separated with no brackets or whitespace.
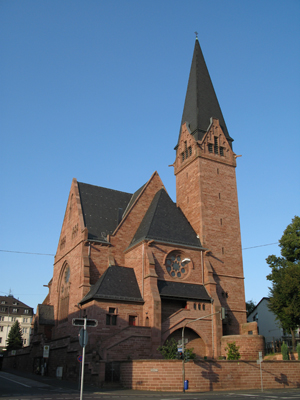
221,334,265,360
3,353,300,392
120,359,300,392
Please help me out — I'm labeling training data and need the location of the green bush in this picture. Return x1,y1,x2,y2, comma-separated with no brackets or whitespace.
281,341,289,360
296,343,300,360
157,338,178,359
157,338,196,361
225,342,241,360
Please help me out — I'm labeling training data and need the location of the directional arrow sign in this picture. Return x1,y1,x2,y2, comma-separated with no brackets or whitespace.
72,318,98,327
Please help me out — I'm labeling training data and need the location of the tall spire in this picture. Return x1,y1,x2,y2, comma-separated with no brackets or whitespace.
179,39,233,147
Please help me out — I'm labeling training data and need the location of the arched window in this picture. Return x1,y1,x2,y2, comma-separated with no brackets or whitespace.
58,263,71,323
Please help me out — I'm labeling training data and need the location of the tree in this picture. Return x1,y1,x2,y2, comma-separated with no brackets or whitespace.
266,216,300,350
6,320,23,351
246,300,256,317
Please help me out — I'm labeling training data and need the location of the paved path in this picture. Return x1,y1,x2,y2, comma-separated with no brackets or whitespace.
1,369,300,400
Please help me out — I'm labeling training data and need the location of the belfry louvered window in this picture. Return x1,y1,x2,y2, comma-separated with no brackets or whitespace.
181,141,192,163
214,137,219,154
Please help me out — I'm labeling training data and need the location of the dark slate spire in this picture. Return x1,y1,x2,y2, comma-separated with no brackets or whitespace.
178,39,233,147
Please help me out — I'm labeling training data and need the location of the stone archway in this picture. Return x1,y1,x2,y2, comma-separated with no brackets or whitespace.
165,327,206,358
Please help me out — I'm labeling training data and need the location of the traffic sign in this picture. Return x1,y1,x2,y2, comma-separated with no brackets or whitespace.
43,345,50,358
72,318,98,327
79,328,88,347
77,355,82,363
178,339,188,345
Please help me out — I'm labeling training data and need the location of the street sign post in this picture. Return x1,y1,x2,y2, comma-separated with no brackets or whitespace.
79,328,89,347
72,317,98,400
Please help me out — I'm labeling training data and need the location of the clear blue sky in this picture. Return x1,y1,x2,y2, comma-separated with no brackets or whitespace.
1,0,299,312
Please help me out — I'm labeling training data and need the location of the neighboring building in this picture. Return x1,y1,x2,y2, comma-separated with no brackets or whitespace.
29,39,260,380
248,297,300,350
0,295,33,350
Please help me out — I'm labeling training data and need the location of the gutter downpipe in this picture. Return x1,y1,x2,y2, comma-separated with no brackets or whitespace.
211,298,214,359
142,243,145,298
201,251,204,284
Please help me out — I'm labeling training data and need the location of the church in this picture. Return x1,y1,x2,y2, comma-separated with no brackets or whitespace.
31,38,260,380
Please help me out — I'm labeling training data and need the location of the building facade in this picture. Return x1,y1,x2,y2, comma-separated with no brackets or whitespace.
248,297,300,352
29,39,260,381
0,295,33,350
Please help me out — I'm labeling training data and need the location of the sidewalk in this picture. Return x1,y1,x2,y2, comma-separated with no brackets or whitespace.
1,367,185,397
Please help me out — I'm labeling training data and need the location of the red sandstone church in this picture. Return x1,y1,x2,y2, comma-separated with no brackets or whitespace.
32,39,261,379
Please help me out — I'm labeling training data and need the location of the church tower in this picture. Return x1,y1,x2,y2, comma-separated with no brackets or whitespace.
174,38,247,334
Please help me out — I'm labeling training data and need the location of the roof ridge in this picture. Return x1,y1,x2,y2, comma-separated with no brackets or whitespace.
77,181,132,196
112,171,162,236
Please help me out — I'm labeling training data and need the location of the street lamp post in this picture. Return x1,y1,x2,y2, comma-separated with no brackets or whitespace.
181,307,225,392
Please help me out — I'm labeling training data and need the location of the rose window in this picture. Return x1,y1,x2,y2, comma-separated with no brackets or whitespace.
165,252,191,278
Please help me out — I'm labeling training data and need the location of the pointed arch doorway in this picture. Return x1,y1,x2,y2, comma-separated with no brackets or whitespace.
164,327,206,358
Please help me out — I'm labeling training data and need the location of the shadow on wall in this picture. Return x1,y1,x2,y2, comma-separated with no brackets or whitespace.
196,360,221,391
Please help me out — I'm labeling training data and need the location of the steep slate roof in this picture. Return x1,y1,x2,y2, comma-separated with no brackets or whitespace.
0,295,33,316
78,182,133,242
178,38,233,148
158,280,211,301
80,265,143,304
122,183,146,218
128,188,203,250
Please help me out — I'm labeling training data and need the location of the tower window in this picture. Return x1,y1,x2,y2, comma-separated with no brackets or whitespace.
181,142,192,162
220,218,223,225
208,143,213,153
220,147,224,156
214,137,218,154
